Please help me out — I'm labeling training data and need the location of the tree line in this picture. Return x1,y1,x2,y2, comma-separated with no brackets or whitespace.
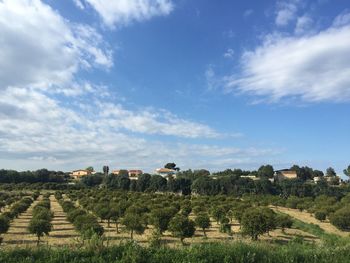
0,169,67,184
79,165,348,199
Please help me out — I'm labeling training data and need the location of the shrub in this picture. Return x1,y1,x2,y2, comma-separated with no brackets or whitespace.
315,211,327,222
330,206,350,230
276,214,293,233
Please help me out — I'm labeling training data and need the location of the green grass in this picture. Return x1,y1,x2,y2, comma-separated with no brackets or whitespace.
0,241,350,263
291,217,350,246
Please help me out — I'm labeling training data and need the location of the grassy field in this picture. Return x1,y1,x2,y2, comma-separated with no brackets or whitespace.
271,206,349,237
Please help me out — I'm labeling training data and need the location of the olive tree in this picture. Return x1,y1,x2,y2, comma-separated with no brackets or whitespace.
0,215,10,244
28,218,52,245
122,212,146,239
168,214,195,245
211,206,225,224
149,208,175,235
194,213,211,238
241,207,276,240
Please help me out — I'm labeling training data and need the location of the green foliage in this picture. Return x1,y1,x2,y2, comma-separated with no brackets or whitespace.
326,167,336,177
122,212,147,239
194,213,211,237
330,206,350,230
149,208,175,234
168,214,195,245
0,215,10,235
343,165,350,178
28,218,52,245
74,214,104,237
241,207,276,240
28,197,53,245
315,211,327,221
276,214,293,232
219,217,232,236
258,165,274,178
2,242,350,263
210,206,225,223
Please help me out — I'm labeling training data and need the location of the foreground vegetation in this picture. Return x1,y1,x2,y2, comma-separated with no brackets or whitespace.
1,241,350,263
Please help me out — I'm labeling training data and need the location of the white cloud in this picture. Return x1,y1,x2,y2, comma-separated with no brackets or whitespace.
225,22,350,103
294,15,313,35
275,0,300,26
0,0,112,91
0,0,279,172
73,0,85,9
0,87,276,171
223,48,234,59
333,11,350,27
76,0,174,28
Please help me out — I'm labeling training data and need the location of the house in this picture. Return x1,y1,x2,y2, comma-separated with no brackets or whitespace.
274,169,298,180
314,175,340,185
112,169,143,180
155,168,176,179
313,176,322,183
128,170,143,180
112,170,120,175
240,175,260,181
70,169,92,180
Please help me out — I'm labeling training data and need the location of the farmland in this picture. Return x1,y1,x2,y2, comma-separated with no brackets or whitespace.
0,167,350,262
0,187,349,262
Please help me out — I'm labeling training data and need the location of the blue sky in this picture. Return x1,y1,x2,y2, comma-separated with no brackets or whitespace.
0,0,349,174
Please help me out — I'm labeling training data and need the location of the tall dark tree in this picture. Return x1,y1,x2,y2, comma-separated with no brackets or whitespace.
103,166,109,176
85,166,94,172
326,167,336,177
257,165,274,178
165,163,180,171
344,165,350,179
313,170,324,178
118,170,129,177
136,173,151,192
149,175,167,192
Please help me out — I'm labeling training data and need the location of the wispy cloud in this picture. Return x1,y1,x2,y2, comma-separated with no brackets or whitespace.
75,0,174,28
225,12,350,103
275,0,300,26
244,9,254,18
223,48,235,59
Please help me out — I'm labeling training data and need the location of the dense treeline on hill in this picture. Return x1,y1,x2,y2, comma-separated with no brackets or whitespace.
0,165,349,198
0,169,67,184
79,167,348,199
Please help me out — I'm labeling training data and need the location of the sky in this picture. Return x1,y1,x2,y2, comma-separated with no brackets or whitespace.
0,0,349,174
